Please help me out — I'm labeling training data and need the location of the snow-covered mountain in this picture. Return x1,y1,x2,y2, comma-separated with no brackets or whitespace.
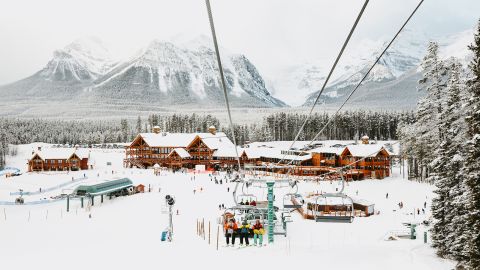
0,37,116,98
0,36,285,108
269,29,474,108
88,38,285,107
42,36,116,81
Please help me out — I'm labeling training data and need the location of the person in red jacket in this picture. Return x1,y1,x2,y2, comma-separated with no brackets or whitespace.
224,219,238,246
252,219,265,246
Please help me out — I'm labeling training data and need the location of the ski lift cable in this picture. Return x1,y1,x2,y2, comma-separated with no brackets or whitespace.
275,0,370,166
205,0,242,171
284,0,424,176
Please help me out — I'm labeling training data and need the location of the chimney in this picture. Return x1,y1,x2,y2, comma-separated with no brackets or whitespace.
208,126,217,135
37,146,42,151
152,126,161,134
361,135,369,145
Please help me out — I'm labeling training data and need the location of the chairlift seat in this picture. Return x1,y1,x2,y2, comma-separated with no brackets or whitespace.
315,215,353,223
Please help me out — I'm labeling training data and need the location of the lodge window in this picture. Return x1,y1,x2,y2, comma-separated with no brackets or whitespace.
58,160,62,164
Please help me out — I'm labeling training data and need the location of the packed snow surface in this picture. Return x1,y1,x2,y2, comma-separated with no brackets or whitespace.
0,144,454,270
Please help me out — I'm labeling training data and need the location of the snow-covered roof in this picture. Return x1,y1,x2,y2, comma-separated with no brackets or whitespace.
169,148,191,158
345,144,387,157
309,146,345,155
213,147,241,158
32,148,78,160
241,143,312,162
351,197,375,206
136,132,234,149
241,148,262,159
199,132,235,150
138,133,197,148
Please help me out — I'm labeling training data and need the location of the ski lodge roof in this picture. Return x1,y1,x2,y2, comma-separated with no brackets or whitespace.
169,148,191,158
344,144,388,157
241,143,312,162
309,146,345,156
31,148,89,160
137,132,233,149
212,147,241,158
138,133,197,148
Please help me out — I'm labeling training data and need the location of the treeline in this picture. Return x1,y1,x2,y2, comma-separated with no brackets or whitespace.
246,111,407,142
0,110,406,169
398,21,480,269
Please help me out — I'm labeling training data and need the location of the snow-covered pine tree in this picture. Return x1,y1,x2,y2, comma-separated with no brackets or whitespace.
463,19,480,270
414,41,448,182
430,59,468,260
443,60,470,264
136,116,142,134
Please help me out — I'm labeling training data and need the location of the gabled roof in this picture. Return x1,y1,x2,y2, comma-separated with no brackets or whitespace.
30,147,90,161
135,132,235,149
343,144,388,158
168,148,191,159
33,148,76,160
138,133,197,148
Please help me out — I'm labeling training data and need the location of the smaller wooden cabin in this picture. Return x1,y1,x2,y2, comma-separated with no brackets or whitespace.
136,184,145,193
352,197,375,217
28,147,89,172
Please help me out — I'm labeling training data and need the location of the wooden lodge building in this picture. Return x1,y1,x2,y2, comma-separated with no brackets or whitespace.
124,128,392,180
124,126,240,169
28,147,89,172
243,136,391,180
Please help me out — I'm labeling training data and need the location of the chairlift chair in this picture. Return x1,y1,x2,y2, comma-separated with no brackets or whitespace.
312,170,354,223
312,193,354,223
282,180,304,209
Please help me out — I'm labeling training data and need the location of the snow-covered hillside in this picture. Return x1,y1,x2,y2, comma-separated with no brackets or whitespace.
0,144,455,270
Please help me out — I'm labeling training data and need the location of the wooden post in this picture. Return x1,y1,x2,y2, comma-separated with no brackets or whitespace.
203,218,205,240
28,211,31,222
67,196,70,212
3,208,6,221
216,225,220,250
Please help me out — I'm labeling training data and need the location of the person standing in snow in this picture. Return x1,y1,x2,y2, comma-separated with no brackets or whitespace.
252,219,264,246
386,193,389,199
239,220,250,246
224,219,238,246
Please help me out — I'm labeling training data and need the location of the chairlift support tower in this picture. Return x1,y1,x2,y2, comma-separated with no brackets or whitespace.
266,180,275,244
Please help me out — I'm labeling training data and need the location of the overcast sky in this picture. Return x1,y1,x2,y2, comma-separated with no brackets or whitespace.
0,0,479,85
